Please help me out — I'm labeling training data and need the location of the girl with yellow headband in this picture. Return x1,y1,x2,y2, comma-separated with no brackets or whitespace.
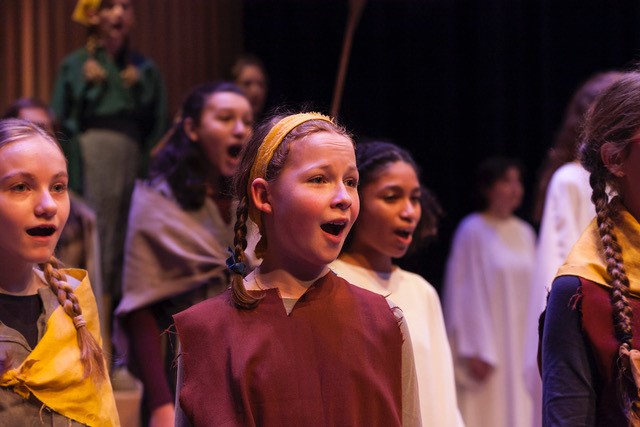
173,112,421,426
0,119,119,426
541,71,640,425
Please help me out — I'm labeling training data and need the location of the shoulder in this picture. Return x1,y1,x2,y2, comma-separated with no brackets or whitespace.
131,51,161,72
175,290,232,323
551,162,589,184
511,216,536,236
395,268,438,295
550,275,582,299
59,48,89,66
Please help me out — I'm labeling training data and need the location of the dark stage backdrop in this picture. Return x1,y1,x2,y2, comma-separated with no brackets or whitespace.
243,0,640,292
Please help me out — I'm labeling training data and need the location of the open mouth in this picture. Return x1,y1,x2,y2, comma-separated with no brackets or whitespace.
228,144,243,158
321,221,346,236
394,230,412,239
26,226,56,237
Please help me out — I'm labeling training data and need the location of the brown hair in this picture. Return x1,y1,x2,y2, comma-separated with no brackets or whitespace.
229,112,352,309
0,118,105,380
579,71,640,421
532,71,623,224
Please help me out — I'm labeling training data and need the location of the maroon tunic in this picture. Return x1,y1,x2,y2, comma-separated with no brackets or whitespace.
173,271,403,427
581,278,640,425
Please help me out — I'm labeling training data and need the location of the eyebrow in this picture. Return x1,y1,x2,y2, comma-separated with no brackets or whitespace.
0,171,68,184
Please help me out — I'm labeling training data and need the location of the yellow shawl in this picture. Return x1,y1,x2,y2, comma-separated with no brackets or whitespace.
0,268,120,426
557,200,640,297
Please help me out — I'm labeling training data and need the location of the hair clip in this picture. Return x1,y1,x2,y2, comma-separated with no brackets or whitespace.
226,247,247,277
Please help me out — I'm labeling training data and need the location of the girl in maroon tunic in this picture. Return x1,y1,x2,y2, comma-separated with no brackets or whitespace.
542,71,640,425
173,112,420,426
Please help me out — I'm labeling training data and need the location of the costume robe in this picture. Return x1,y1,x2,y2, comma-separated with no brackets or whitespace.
443,213,536,427
331,259,464,427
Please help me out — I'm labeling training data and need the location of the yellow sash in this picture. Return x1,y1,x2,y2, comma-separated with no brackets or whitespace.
557,200,640,297
0,268,120,426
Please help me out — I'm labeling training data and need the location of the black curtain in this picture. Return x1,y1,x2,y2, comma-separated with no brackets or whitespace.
243,0,640,292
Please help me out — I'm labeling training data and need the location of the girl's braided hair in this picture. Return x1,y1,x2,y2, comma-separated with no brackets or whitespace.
579,71,640,421
228,111,351,309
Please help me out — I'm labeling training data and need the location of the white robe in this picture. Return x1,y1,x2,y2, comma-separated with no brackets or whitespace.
523,161,594,426
443,213,535,427
330,259,464,427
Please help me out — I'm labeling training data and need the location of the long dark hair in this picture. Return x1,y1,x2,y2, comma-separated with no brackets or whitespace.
150,82,247,210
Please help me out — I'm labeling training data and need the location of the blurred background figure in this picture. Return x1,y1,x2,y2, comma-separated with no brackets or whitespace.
51,0,167,312
444,157,535,427
114,82,253,427
524,70,622,427
230,53,269,120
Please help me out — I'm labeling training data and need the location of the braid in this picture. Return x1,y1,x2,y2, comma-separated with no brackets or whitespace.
230,196,262,309
591,171,638,418
591,174,633,347
40,257,106,380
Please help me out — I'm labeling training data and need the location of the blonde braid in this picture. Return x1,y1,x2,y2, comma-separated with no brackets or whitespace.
230,196,263,309
40,257,106,380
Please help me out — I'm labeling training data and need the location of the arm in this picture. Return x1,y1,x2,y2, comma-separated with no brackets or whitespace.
542,275,597,426
175,352,192,427
443,219,498,380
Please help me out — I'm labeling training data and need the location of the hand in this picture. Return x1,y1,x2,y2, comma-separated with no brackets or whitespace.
465,356,494,383
149,403,175,427
83,58,107,83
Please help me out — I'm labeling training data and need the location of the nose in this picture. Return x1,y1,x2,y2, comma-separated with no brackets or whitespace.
35,190,57,218
113,4,124,16
400,198,420,222
333,183,354,211
233,119,250,139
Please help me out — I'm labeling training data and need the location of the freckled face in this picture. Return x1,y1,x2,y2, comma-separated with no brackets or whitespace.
349,161,422,264
263,131,359,274
0,137,70,266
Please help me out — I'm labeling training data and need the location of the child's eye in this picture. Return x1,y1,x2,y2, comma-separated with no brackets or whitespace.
310,176,326,184
345,178,358,188
10,183,29,192
52,183,68,193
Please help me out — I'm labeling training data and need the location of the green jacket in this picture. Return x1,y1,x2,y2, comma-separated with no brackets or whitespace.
51,46,167,192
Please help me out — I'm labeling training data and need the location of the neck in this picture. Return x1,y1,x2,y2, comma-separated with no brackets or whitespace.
101,35,126,57
0,262,40,295
251,264,329,299
339,251,393,273
484,207,512,220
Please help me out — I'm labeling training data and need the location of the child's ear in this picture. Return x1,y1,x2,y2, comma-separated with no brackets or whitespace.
601,142,626,177
250,178,272,214
183,118,198,142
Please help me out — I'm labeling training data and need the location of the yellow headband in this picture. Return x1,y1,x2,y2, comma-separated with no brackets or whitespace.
248,112,334,229
72,0,101,26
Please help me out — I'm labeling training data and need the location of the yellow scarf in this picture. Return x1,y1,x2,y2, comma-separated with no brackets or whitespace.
557,200,640,297
0,268,120,426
